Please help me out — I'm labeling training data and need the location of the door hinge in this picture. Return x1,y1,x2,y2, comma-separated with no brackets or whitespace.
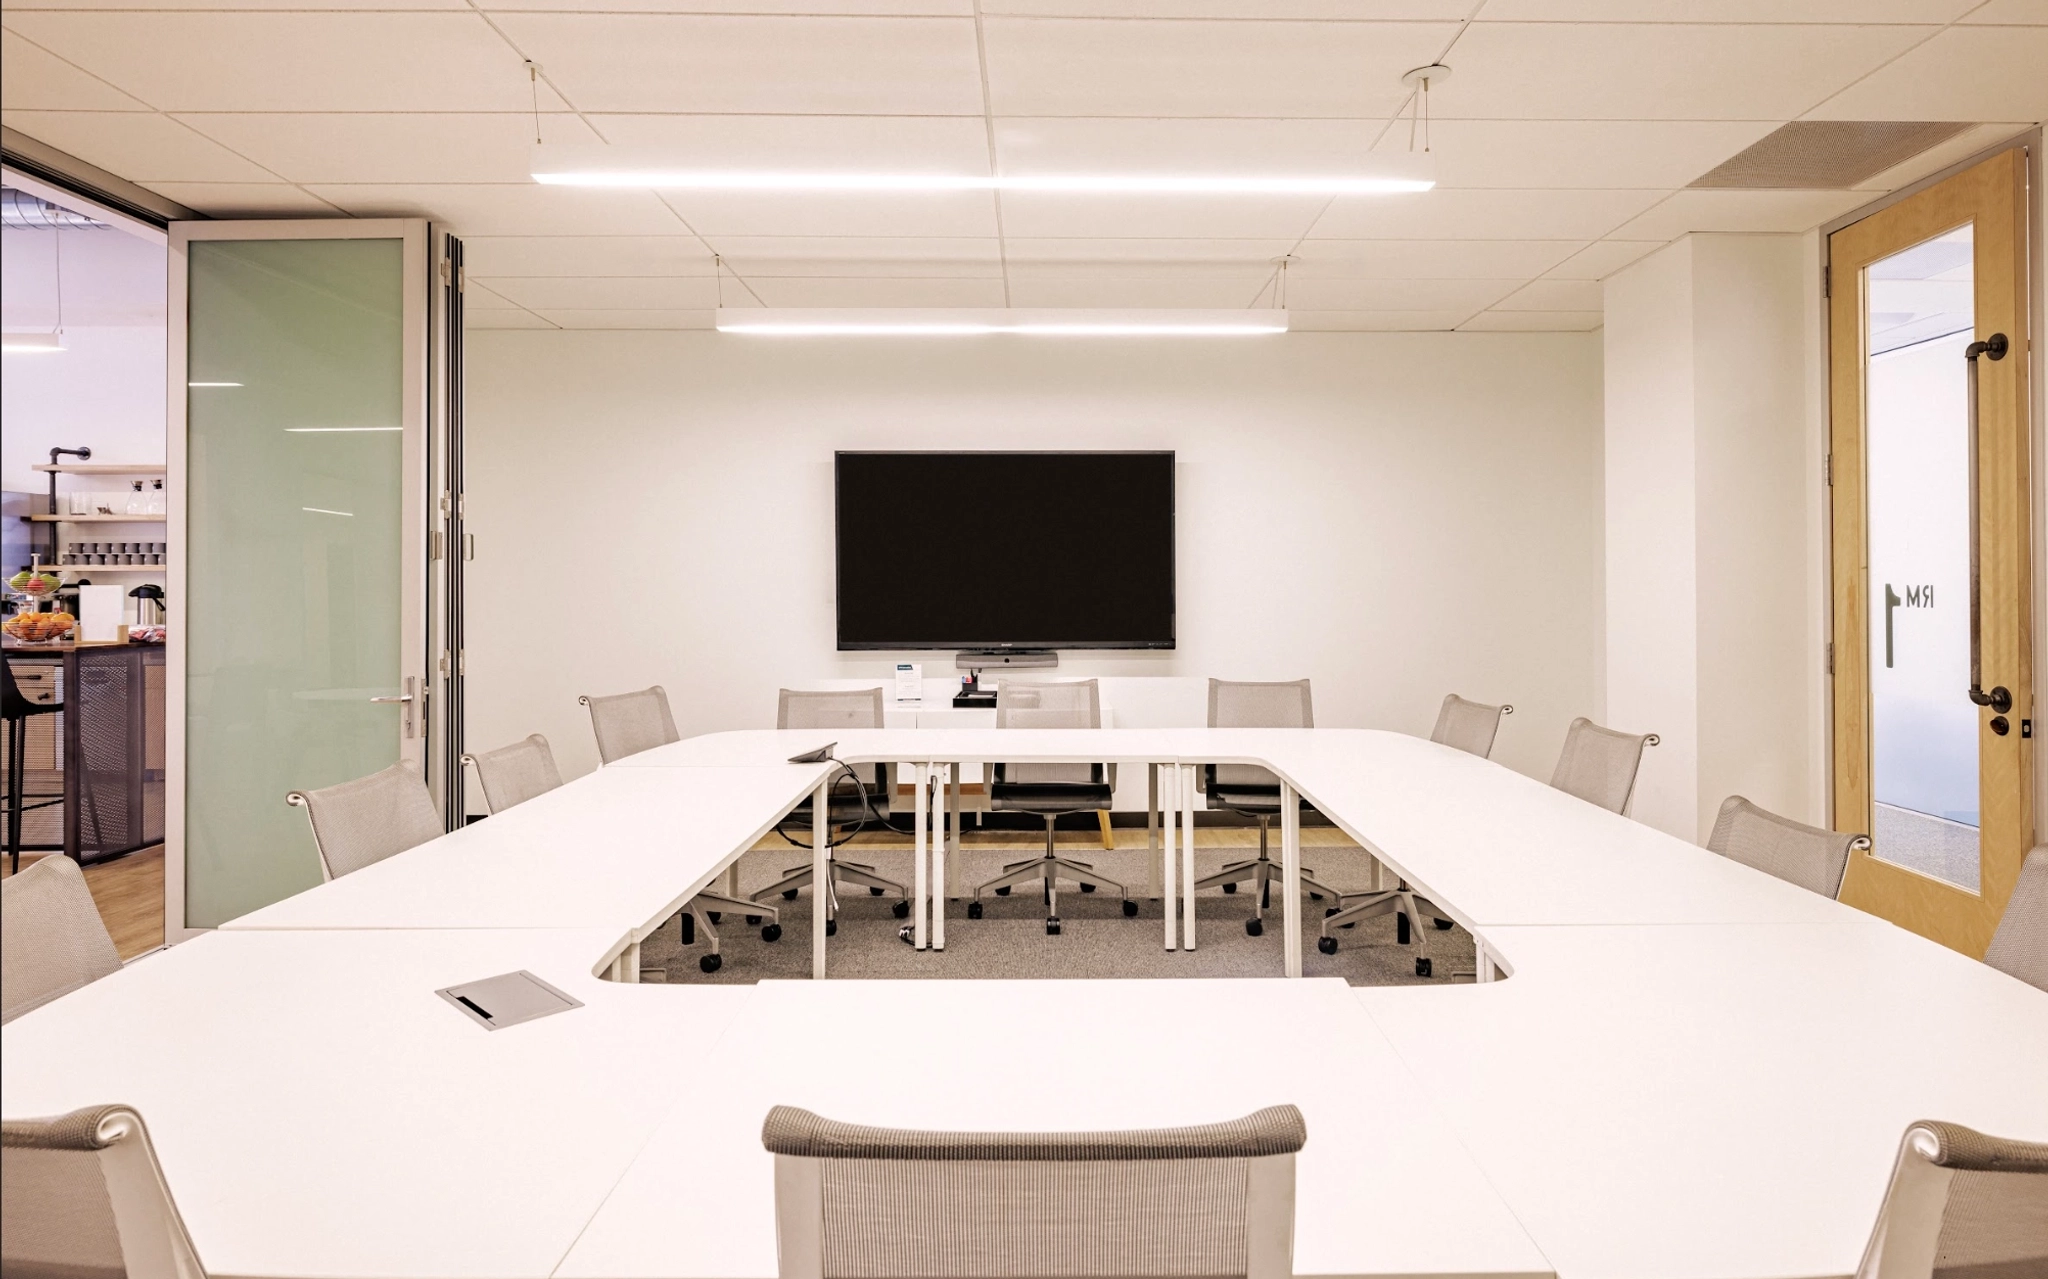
439,492,451,517
439,258,452,285
438,651,450,677
1826,641,1835,675
431,530,445,561
1824,453,1832,486
458,649,467,676
1822,264,1830,299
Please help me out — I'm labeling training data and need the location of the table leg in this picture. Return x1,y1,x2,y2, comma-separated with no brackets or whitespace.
935,763,956,950
1181,764,1197,951
1147,763,1160,903
612,939,640,984
1160,764,1178,951
1475,937,1494,983
1280,781,1302,978
914,762,930,951
812,778,830,978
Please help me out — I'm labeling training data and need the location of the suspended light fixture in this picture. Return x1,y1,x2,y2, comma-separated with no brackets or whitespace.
536,168,1433,194
713,308,1290,336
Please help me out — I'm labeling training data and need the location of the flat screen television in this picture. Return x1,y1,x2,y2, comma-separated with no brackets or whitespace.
836,451,1175,651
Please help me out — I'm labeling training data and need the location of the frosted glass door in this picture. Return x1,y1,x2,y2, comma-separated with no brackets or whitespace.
176,225,426,928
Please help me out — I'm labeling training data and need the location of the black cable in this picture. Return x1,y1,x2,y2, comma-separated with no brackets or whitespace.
775,756,886,850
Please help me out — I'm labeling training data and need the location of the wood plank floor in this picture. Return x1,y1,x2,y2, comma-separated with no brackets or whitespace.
3,848,164,959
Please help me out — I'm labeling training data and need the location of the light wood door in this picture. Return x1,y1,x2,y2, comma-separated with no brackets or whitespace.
1830,148,2033,956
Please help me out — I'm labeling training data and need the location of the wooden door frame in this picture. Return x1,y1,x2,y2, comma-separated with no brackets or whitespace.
1827,147,2034,956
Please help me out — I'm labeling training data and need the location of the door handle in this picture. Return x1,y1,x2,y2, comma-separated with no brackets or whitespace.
1883,584,1899,669
1965,332,2011,714
369,676,419,738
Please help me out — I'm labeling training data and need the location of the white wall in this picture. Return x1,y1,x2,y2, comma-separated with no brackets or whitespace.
1,326,168,493
1604,233,1815,842
463,330,1605,785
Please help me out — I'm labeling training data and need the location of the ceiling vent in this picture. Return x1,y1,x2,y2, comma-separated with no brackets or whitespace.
1688,121,1973,190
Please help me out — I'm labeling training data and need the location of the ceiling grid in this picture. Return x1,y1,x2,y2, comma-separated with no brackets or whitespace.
0,0,2039,331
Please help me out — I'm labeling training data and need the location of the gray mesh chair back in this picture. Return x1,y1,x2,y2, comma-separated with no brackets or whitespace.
286,764,443,882
463,734,564,815
1705,795,1865,900
579,685,679,764
1,1104,205,1279
777,688,890,819
1208,679,1310,789
2,853,122,1025
997,680,1100,785
763,1103,1305,1279
1983,846,2048,993
1430,695,1512,759
1549,718,1657,814
1855,1120,2048,1279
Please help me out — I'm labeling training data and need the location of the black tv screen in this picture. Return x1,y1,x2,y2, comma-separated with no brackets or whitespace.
836,451,1175,650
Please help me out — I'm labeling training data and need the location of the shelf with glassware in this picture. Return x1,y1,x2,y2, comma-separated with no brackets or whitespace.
22,458,169,572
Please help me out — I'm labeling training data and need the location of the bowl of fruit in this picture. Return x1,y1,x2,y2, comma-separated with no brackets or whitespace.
9,568,61,601
4,610,75,644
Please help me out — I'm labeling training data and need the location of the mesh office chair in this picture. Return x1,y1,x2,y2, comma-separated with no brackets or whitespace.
1855,1119,2048,1278
461,734,564,815
763,1103,1305,1279
285,764,443,881
1195,679,1340,938
1317,692,1519,975
1706,795,1867,900
1430,694,1513,758
752,689,908,923
2,852,122,1024
1550,717,1659,814
1983,846,2047,993
2,1104,205,1279
579,686,782,972
969,680,1136,935
579,685,679,764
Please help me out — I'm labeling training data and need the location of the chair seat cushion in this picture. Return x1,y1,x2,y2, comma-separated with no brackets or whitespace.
989,781,1112,813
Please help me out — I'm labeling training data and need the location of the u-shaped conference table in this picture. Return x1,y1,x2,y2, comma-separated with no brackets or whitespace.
5,728,2045,1279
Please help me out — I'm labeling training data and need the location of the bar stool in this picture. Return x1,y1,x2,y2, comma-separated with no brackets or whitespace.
3,658,66,874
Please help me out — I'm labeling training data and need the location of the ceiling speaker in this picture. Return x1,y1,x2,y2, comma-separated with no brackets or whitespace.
1689,121,1974,190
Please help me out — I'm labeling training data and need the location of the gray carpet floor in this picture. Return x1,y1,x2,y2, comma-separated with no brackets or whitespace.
638,839,1474,986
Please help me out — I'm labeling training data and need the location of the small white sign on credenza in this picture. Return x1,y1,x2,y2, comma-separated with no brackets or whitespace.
894,662,922,703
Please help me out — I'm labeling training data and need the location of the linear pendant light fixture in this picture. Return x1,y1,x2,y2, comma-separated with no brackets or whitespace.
536,169,1432,194
714,308,1289,336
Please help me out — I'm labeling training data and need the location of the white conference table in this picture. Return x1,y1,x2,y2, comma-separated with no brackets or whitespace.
556,979,1552,1279
8,725,2047,1279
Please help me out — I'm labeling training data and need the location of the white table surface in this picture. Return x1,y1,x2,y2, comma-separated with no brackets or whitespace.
12,725,2046,1279
1355,919,2048,1279
557,978,1554,1279
0,927,754,1279
221,762,829,943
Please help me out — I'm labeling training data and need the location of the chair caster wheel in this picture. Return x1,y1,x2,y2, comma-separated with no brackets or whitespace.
1121,899,1138,918
870,886,885,896
1415,958,1433,978
826,919,838,937
1317,936,1338,955
996,886,1011,896
1221,882,1236,894
699,953,722,974
1309,892,1324,901
892,899,910,919
1046,918,1061,936
761,924,782,942
706,911,721,924
967,901,984,919
1396,914,1411,944
745,914,761,925
1325,906,1340,917
1434,917,1453,930
1245,918,1263,937
1342,922,1357,930
782,889,798,901
1079,883,1095,893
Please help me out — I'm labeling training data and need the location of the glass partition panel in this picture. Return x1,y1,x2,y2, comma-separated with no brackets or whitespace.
184,237,405,925
1864,224,1979,891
